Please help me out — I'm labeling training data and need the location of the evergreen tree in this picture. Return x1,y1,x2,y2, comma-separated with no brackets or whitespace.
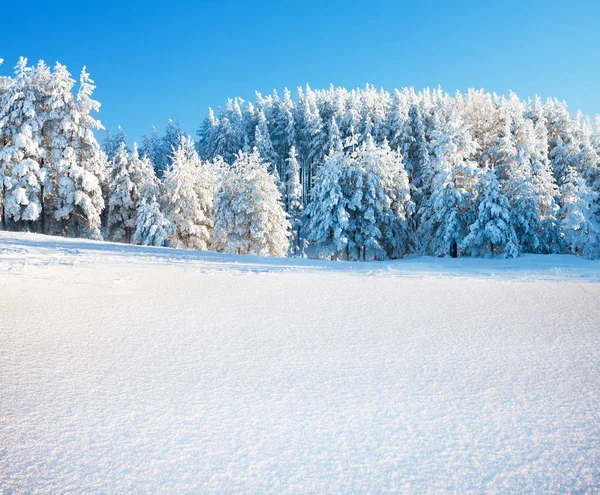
53,66,106,239
304,147,350,260
134,196,173,247
0,58,46,229
418,103,478,257
162,136,212,250
462,170,519,258
107,142,136,242
284,145,303,255
102,126,128,162
254,110,279,177
212,149,289,257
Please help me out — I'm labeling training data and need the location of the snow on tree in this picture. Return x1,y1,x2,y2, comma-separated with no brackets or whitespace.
140,126,164,174
0,58,46,228
556,161,598,255
347,136,391,261
377,139,414,258
129,142,159,202
304,147,350,260
211,99,244,165
284,145,303,255
102,126,128,162
462,169,519,258
297,86,326,202
106,142,136,242
162,136,214,250
51,66,106,239
134,196,173,247
212,149,289,257
418,102,478,257
254,109,279,178
140,120,186,177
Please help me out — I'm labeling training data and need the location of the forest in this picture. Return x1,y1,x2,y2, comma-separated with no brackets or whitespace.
1,56,599,259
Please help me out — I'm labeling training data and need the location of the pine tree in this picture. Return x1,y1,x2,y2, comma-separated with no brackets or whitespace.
107,142,136,242
304,147,350,260
212,149,289,257
418,103,478,257
102,126,128,162
134,196,173,247
284,145,303,255
162,136,212,250
129,142,159,202
52,66,106,239
378,140,414,258
0,58,46,229
462,169,519,258
254,110,279,177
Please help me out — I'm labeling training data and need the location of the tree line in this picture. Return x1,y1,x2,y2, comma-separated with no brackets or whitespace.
1,57,599,259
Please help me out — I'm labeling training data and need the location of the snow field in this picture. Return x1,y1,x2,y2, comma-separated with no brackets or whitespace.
1,232,600,493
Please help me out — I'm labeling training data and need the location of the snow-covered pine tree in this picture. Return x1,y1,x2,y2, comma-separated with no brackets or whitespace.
162,136,213,250
254,110,279,178
212,149,289,257
418,101,478,257
0,58,46,230
212,99,244,165
129,142,159,203
298,86,326,203
378,139,414,258
134,196,173,247
304,146,351,260
284,145,303,255
52,66,106,239
106,142,136,242
102,126,128,162
462,169,519,258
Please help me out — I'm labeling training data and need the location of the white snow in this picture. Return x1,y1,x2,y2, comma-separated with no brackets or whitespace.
1,231,600,493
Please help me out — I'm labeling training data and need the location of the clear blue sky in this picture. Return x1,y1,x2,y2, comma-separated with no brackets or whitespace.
1,0,599,145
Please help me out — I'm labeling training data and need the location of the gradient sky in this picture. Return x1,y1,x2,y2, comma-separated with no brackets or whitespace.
1,0,599,145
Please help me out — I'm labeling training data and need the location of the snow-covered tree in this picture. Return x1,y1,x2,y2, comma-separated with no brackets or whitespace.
162,136,213,250
304,147,350,260
462,169,519,258
418,103,478,257
107,142,136,242
53,66,106,239
134,196,173,247
102,126,128,162
284,145,303,255
254,110,279,177
212,149,289,257
0,58,46,229
129,142,159,202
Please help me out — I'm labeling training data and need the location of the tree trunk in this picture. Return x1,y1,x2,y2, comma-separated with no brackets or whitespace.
40,184,45,234
450,239,458,258
1,183,5,231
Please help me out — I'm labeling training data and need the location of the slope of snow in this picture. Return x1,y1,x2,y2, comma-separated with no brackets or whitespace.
1,232,599,493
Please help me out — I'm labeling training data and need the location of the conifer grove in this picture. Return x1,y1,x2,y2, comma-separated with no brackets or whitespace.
1,57,600,259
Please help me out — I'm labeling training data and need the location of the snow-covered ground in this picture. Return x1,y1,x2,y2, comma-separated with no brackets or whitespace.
1,232,599,493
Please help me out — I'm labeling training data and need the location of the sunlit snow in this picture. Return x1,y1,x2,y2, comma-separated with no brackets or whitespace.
1,232,599,493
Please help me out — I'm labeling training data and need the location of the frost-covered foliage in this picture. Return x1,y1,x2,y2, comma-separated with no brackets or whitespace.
462,170,519,258
304,135,412,260
0,58,45,226
212,149,289,257
161,136,218,250
283,145,303,255
134,196,173,247
107,142,136,242
2,56,600,259
196,85,600,259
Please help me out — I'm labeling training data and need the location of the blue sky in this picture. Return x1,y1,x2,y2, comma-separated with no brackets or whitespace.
1,0,599,144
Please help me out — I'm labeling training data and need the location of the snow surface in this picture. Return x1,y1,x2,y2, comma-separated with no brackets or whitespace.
1,231,600,493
